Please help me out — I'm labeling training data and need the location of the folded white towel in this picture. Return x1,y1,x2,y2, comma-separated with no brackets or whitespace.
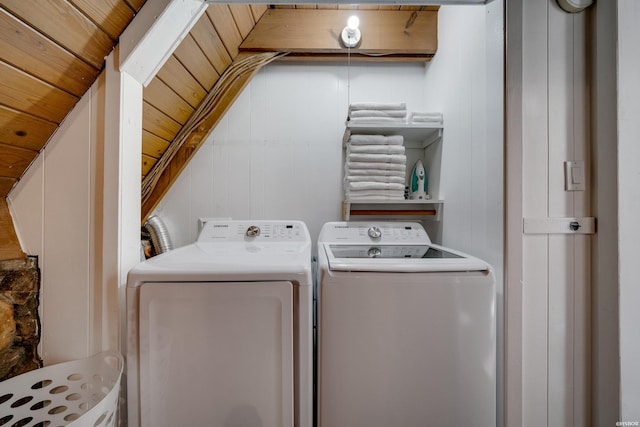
346,161,406,172
409,111,442,118
409,112,443,124
350,110,407,118
348,135,404,145
348,117,406,124
345,175,405,184
348,195,406,201
346,190,406,200
349,102,406,111
347,182,405,191
348,145,405,155
345,168,406,178
348,153,406,164
410,117,443,124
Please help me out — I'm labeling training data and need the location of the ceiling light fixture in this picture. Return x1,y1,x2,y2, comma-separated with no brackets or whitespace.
341,16,361,48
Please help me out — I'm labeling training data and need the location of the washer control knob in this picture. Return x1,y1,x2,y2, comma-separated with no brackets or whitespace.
368,247,381,258
246,225,261,237
368,226,382,239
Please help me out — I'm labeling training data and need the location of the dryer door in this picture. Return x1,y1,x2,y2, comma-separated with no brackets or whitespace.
138,281,293,427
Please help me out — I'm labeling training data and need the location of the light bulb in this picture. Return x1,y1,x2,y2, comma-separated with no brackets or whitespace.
347,16,359,31
341,15,362,48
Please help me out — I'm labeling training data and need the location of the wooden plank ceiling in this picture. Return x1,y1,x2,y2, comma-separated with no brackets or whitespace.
0,0,146,198
0,1,438,256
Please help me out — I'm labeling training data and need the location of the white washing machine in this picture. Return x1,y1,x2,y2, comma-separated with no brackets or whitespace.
127,220,312,427
316,221,496,427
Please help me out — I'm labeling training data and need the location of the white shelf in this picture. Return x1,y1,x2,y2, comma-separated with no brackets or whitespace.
342,118,445,222
342,199,444,221
343,121,443,148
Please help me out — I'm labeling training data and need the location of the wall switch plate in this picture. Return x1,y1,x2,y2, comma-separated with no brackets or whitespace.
564,161,585,191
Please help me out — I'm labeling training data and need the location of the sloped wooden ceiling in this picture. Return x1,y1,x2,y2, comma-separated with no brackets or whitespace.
0,0,146,260
0,1,438,258
0,0,146,199
141,4,439,220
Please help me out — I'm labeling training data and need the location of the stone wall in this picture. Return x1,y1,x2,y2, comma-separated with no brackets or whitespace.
0,257,41,381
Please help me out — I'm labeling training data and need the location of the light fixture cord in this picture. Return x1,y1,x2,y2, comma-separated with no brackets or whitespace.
347,43,351,114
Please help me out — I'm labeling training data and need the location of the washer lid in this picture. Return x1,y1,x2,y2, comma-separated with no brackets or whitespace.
323,243,491,273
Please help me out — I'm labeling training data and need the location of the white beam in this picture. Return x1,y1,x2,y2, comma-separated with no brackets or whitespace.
119,0,207,86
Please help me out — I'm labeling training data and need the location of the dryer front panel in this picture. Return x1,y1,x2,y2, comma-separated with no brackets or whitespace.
138,281,294,427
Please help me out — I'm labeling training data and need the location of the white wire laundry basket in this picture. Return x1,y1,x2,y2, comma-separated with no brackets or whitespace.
0,351,123,427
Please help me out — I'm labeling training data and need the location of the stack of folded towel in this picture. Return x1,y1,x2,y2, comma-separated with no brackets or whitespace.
407,111,443,125
348,102,407,124
344,134,407,201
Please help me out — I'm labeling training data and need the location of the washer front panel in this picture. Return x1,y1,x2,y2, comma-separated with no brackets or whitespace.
138,281,294,427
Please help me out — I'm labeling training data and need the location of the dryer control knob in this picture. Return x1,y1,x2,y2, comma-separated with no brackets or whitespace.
246,225,261,237
368,226,382,239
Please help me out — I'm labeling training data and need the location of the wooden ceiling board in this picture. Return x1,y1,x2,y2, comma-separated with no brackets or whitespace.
206,5,243,59
142,130,170,159
68,0,135,40
249,4,268,22
0,143,36,179
173,36,220,91
155,55,209,108
142,154,156,176
240,9,438,56
229,4,255,39
190,15,233,76
144,78,195,125
0,62,79,123
0,105,57,151
0,177,16,197
124,0,145,11
1,0,115,69
0,198,25,260
143,102,181,142
0,10,99,97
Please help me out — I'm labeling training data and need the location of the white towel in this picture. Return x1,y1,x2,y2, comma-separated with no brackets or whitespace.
350,110,407,118
349,102,406,111
348,135,404,145
346,161,406,172
345,175,405,184
348,145,405,155
346,190,406,201
344,168,406,182
347,182,405,191
409,111,442,119
348,117,406,124
348,153,406,164
409,112,443,124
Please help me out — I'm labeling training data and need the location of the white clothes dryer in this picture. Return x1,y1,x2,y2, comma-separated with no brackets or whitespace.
127,220,312,427
316,221,496,427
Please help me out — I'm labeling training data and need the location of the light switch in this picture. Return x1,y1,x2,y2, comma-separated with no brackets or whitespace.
564,161,585,191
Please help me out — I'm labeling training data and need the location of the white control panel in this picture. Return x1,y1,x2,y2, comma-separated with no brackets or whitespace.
197,220,308,242
320,222,431,244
